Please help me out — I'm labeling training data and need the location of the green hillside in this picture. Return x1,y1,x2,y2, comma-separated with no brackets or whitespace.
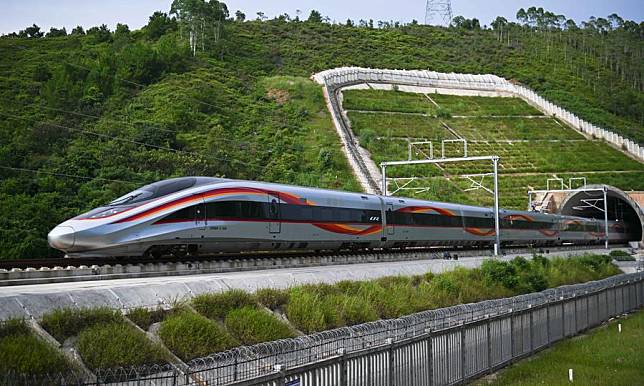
0,2,642,259
345,89,644,208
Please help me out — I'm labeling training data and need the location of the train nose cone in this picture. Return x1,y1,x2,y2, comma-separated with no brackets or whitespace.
48,226,75,250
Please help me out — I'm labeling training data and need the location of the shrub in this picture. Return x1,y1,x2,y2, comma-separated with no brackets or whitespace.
192,289,256,320
225,307,295,345
609,249,630,257
0,319,71,374
510,257,548,293
0,318,30,339
481,259,519,290
126,307,167,330
41,307,122,342
158,312,237,361
435,107,452,118
255,288,290,310
325,294,379,326
532,254,551,268
609,250,635,261
286,288,336,333
356,281,413,319
77,322,166,370
0,333,71,374
318,148,332,169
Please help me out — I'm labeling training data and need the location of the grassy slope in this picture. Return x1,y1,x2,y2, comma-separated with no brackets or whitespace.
345,90,644,209
484,310,644,386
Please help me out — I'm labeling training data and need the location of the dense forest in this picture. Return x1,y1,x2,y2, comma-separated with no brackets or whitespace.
0,1,642,259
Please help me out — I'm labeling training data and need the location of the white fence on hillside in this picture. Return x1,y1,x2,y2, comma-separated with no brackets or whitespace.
312,67,644,162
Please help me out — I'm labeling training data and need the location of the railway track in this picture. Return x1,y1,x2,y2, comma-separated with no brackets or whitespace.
0,244,626,287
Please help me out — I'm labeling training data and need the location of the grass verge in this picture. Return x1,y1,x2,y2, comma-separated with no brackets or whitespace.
76,322,167,370
192,289,256,320
126,307,169,330
482,310,644,386
0,319,71,375
41,307,121,342
224,307,296,345
158,311,237,361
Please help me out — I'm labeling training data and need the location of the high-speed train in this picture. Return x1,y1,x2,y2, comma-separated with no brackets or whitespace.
48,177,635,257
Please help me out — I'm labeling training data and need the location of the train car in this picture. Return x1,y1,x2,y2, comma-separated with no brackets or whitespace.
48,177,634,258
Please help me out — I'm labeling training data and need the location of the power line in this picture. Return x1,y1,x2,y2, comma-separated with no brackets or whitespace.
0,165,143,184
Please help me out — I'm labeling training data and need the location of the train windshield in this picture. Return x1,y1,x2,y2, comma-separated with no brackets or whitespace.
109,177,198,206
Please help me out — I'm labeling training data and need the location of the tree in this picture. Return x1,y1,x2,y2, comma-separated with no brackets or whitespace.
516,8,527,25
46,27,67,38
346,19,354,27
451,16,466,28
307,10,323,23
171,0,229,56
86,24,111,42
115,23,130,37
235,10,245,22
491,16,508,41
23,24,44,38
607,13,624,29
146,11,176,40
564,19,578,31
71,26,85,35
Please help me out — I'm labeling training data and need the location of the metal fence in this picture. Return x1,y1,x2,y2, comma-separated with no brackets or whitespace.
3,272,642,386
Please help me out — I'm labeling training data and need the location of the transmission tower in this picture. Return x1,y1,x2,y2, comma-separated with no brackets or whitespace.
425,0,453,26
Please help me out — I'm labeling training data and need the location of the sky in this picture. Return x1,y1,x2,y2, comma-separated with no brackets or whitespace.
1,0,642,35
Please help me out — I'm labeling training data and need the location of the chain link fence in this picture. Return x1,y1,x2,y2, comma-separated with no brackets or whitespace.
5,271,639,385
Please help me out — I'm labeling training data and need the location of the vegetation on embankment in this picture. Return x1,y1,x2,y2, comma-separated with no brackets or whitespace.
482,310,644,386
40,307,168,370
0,2,642,259
345,89,644,209
0,319,71,375
1,253,621,376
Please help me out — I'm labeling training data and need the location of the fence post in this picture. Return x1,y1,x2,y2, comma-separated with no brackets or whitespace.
510,310,515,363
529,307,534,352
486,318,492,373
274,364,286,386
561,301,565,338
586,291,590,329
573,295,578,333
461,325,466,381
546,303,551,346
233,354,238,381
427,331,434,386
387,338,394,386
338,348,347,386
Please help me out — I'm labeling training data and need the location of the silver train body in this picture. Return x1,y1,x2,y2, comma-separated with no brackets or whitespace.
48,177,635,257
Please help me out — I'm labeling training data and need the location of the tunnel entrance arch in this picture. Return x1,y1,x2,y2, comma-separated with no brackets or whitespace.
558,185,643,244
